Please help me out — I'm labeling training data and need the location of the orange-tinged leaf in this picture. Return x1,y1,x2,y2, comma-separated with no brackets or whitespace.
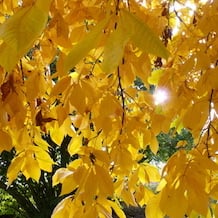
0,130,12,152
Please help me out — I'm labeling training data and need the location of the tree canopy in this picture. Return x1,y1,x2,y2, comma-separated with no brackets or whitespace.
0,0,218,217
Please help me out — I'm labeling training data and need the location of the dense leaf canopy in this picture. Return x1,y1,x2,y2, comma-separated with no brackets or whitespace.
0,0,218,217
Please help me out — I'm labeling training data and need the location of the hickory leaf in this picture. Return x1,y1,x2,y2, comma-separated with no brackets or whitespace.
0,0,52,72
102,20,130,73
121,10,169,59
63,17,110,73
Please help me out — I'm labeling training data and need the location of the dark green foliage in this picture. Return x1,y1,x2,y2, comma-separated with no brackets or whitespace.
0,189,23,218
140,128,194,163
134,77,155,93
134,77,147,91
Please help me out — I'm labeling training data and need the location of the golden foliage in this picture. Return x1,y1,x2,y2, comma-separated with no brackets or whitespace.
1,0,218,217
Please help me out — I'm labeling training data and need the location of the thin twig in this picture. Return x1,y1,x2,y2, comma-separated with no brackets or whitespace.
117,67,125,135
205,89,214,157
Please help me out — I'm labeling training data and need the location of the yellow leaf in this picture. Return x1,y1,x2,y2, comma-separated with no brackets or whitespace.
50,76,72,97
214,204,218,218
52,168,72,186
149,133,159,154
83,204,98,218
33,130,50,150
183,101,208,131
121,188,138,206
70,85,87,114
121,10,169,59
63,17,109,73
135,185,154,206
83,169,98,204
7,155,23,185
116,147,134,174
95,165,114,197
144,163,161,182
96,202,112,218
107,200,126,218
102,20,130,73
23,150,41,181
160,185,188,218
148,69,164,85
0,0,52,71
0,129,13,152
138,165,149,184
51,195,73,218
195,51,210,70
203,69,218,90
146,194,165,218
60,173,77,196
33,146,54,172
50,126,66,145
68,135,82,156
185,171,209,216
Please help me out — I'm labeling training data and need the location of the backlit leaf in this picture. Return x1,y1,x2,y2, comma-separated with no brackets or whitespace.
108,200,126,218
102,20,130,73
0,0,52,71
121,10,169,59
63,17,109,73
148,69,164,85
7,155,23,185
146,194,165,218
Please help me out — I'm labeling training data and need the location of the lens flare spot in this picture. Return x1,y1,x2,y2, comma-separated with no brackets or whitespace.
153,89,168,105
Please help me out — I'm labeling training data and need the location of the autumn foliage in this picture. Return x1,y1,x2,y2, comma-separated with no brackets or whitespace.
1,0,218,217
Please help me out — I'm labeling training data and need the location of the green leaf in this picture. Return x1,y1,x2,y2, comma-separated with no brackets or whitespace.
121,10,169,59
0,0,52,72
63,17,110,73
